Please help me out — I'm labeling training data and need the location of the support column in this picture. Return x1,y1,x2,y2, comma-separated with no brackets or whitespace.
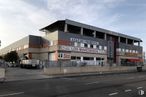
94,57,96,65
81,56,83,62
126,38,128,44
80,27,83,35
64,23,68,32
132,40,134,45
118,37,120,43
104,33,107,40
138,42,140,46
93,31,96,38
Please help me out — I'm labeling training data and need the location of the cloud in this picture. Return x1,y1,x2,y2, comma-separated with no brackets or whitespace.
0,0,146,52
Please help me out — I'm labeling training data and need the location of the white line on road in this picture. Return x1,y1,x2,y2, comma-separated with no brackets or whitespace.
108,92,118,96
125,89,132,92
85,81,99,85
0,92,24,97
137,87,143,89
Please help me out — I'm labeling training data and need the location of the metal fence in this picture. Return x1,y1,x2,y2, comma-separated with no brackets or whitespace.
43,60,105,68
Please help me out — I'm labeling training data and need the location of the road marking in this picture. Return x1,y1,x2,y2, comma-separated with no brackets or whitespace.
0,92,24,97
108,92,118,96
137,87,143,89
125,89,132,92
85,81,99,85
61,78,75,80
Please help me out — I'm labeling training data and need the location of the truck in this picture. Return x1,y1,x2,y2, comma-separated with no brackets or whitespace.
20,59,42,69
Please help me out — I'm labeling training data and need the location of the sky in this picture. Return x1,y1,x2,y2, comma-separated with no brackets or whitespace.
0,0,146,51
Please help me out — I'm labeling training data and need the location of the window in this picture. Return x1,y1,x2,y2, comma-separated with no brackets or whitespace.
71,56,76,60
90,44,93,48
84,43,88,48
126,49,129,52
87,44,90,48
99,46,102,50
93,45,96,49
74,42,78,46
80,43,84,47
49,41,53,46
104,46,107,50
122,49,125,52
58,53,63,58
96,45,99,49
24,44,29,49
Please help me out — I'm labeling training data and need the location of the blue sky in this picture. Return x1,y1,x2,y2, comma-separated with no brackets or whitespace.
0,0,146,51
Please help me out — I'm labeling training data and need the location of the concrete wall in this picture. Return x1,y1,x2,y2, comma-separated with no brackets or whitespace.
0,68,5,79
44,66,137,75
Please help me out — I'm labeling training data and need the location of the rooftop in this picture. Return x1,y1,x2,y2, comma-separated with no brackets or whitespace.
40,19,142,42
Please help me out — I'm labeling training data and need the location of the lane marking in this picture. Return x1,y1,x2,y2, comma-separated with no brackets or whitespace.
85,81,99,85
108,92,118,96
137,87,143,89
0,92,24,97
125,89,132,92
61,78,76,80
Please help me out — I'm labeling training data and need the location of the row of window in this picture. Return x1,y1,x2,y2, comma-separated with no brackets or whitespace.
117,48,138,53
74,42,107,50
71,56,104,61
7,45,29,53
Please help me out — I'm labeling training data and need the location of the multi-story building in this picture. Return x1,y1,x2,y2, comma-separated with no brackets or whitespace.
0,19,143,66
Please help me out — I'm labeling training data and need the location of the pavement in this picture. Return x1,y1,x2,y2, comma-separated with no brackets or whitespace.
0,71,146,97
5,68,52,81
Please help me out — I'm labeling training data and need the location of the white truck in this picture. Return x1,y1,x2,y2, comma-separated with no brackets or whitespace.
20,59,42,69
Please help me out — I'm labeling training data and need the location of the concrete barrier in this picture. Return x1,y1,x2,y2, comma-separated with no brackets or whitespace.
44,66,137,75
0,68,5,81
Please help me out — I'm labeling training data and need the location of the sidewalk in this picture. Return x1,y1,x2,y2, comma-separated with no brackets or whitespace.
5,68,51,81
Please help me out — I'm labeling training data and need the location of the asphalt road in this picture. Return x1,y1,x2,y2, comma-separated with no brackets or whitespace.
0,72,146,97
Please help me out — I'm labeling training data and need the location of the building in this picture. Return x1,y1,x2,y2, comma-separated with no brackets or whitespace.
0,19,143,66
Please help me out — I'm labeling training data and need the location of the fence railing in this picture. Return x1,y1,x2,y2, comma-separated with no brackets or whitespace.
43,60,107,68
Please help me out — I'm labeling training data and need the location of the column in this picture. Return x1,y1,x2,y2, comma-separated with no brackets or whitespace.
93,31,96,38
64,23,68,32
126,38,128,44
138,42,140,46
80,27,83,35
94,57,96,65
118,37,120,43
81,56,83,62
104,33,107,40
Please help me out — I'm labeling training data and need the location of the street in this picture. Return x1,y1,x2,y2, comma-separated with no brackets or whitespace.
0,72,146,97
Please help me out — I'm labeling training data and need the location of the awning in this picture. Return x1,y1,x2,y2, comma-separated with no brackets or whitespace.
128,59,143,62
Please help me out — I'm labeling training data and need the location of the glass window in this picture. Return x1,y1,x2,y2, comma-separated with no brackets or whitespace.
90,44,93,48
80,43,84,47
87,44,90,48
84,43,88,48
93,45,96,48
99,46,102,50
74,42,78,46
71,56,76,60
122,49,125,52
104,46,107,50
49,41,53,46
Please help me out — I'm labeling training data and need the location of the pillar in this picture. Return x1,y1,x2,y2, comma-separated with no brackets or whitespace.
104,33,107,40
64,23,68,32
138,42,140,46
80,27,83,35
93,31,96,38
118,37,120,43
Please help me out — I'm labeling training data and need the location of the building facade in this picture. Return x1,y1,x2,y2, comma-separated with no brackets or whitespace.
0,19,143,66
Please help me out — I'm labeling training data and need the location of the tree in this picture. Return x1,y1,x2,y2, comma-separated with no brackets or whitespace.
4,51,19,63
